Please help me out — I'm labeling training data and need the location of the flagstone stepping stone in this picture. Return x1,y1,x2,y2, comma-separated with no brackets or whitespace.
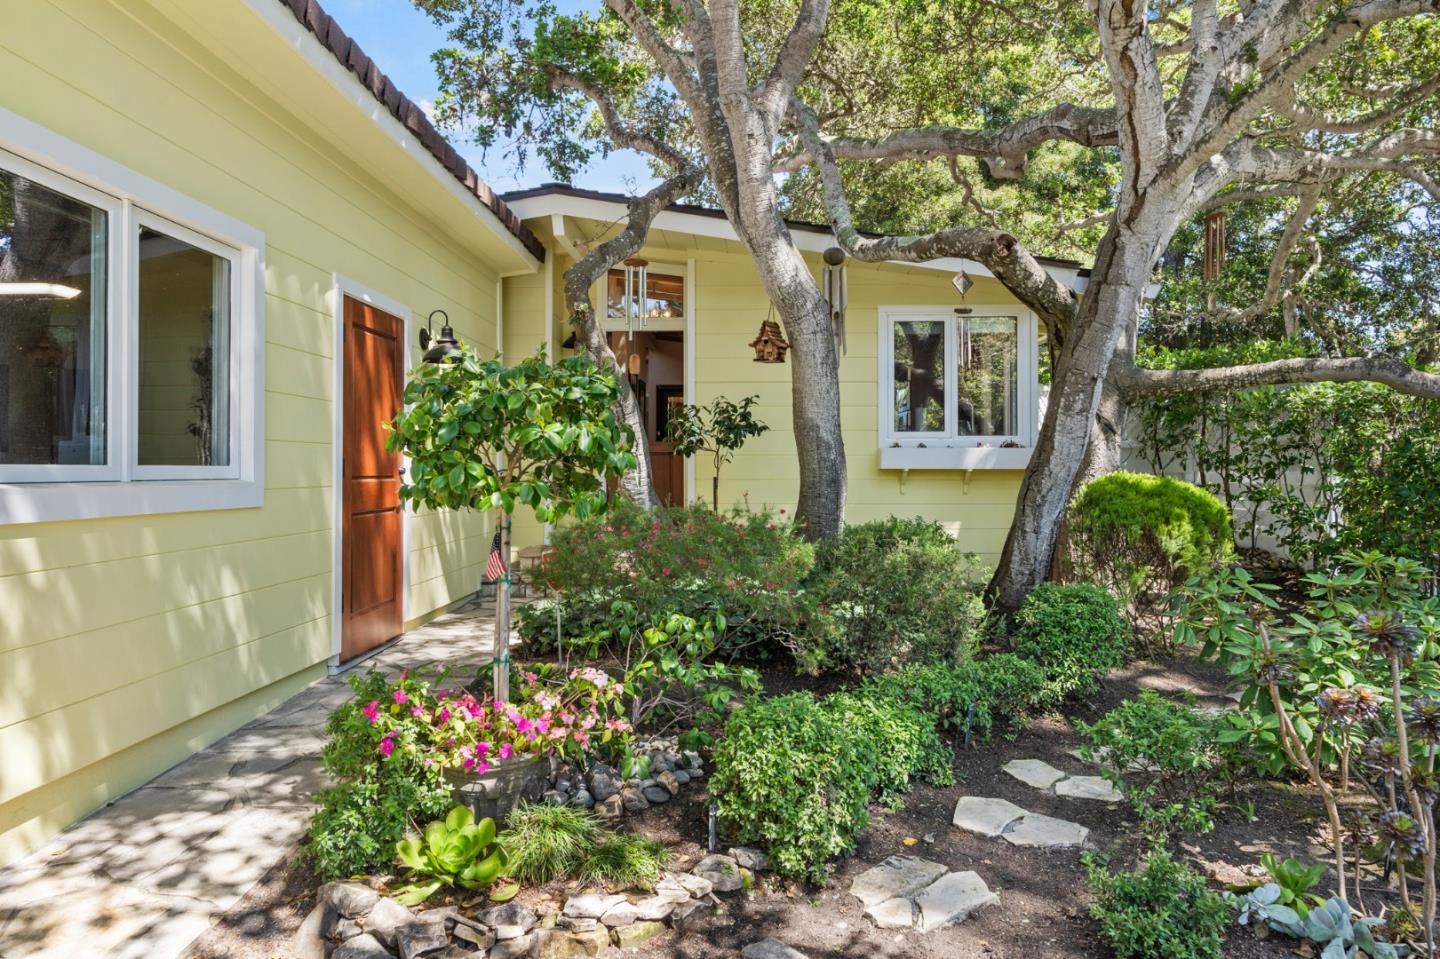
914,871,999,933
1054,775,1123,802
952,796,1027,838
742,939,810,959
849,856,949,906
1002,813,1089,849
1002,758,1067,789
865,895,918,929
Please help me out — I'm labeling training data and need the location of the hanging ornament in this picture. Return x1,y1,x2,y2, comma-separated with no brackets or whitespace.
951,269,973,299
750,302,790,363
821,246,848,356
622,257,649,340
1203,211,1227,282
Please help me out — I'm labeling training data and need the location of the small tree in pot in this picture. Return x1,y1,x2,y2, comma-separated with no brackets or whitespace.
387,346,636,700
665,394,769,510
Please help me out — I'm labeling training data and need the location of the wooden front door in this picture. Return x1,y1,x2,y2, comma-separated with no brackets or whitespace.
341,296,405,661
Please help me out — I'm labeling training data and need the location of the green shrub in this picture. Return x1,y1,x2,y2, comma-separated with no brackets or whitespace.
306,672,453,880
578,832,670,888
1011,583,1131,698
1079,692,1241,835
525,499,819,663
809,517,988,672
710,691,951,883
860,654,1055,737
1063,471,1232,618
1085,848,1229,959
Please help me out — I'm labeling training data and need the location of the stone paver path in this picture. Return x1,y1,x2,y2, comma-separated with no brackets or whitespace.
1003,757,1124,802
850,855,997,933
951,796,1090,850
0,599,497,959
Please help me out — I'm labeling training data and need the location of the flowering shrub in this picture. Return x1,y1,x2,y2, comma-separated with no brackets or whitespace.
306,666,632,879
518,499,819,664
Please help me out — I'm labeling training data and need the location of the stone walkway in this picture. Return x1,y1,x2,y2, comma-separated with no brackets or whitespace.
0,599,498,959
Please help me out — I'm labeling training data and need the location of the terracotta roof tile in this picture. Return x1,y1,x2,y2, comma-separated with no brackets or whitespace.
275,0,544,262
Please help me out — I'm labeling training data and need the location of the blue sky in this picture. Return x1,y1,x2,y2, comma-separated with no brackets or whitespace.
324,0,657,195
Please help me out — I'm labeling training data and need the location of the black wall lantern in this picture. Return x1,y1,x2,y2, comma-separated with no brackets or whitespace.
419,309,462,364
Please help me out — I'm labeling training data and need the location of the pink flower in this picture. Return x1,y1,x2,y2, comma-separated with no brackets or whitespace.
378,737,395,758
661,568,672,576
436,707,451,725
697,559,709,567
410,706,424,717
362,700,380,723
499,743,513,760
393,689,409,705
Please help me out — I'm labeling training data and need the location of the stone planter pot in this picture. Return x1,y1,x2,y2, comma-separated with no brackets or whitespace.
448,755,553,824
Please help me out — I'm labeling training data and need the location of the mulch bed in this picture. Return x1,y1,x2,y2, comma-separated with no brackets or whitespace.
186,645,1386,958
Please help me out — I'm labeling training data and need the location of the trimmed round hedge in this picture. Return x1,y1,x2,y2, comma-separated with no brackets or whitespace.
1012,582,1131,698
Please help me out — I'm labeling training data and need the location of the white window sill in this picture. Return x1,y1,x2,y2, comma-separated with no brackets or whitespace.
0,479,264,525
879,446,1032,470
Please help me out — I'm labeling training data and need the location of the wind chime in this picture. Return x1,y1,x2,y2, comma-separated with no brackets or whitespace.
1203,210,1227,311
620,257,648,340
821,246,849,356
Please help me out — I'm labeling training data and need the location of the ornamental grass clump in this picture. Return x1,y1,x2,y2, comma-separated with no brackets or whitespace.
497,801,669,889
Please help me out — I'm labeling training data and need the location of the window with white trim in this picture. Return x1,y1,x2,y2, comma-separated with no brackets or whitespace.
0,121,262,521
880,306,1039,450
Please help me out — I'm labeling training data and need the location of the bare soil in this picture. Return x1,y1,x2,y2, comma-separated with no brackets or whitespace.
188,648,1384,959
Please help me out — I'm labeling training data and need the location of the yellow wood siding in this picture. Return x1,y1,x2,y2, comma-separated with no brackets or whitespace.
0,0,529,864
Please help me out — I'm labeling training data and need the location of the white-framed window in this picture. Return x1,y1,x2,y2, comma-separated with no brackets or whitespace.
878,306,1039,463
0,108,264,524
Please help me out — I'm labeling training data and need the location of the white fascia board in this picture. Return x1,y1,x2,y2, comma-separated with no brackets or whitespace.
505,193,1085,287
239,0,540,271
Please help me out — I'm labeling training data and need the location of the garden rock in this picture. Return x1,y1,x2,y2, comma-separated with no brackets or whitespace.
669,897,712,932
1002,758,1067,790
291,903,330,959
594,794,622,818
654,878,695,903
564,892,627,919
600,900,640,927
334,918,362,939
672,769,691,785
951,797,1027,838
364,896,418,949
728,846,769,872
323,881,381,919
693,853,744,892
570,788,594,808
741,938,810,959
913,871,998,933
642,785,671,804
539,927,609,958
332,934,393,959
396,918,449,959
620,787,650,812
1002,813,1089,849
453,922,495,948
613,919,666,948
633,895,677,921
850,856,948,906
672,870,713,897
479,902,538,939
1053,775,1123,802
657,770,681,794
864,895,917,929
588,763,621,801
491,932,535,958
542,789,567,805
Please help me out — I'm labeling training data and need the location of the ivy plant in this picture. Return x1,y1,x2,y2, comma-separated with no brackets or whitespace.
387,346,636,698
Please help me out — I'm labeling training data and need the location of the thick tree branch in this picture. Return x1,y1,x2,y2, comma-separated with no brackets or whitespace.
1214,183,1322,323
792,101,1081,336
605,0,706,108
1120,355,1440,399
758,0,830,125
548,71,690,170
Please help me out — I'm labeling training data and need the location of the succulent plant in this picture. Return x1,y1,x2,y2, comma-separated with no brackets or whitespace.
1355,611,1419,663
1226,882,1302,930
1287,897,1405,959
1378,810,1427,859
1406,697,1440,743
393,805,508,905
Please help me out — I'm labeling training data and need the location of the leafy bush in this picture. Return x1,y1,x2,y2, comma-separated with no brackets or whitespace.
859,654,1055,737
710,690,951,883
1079,692,1241,834
1063,471,1232,619
808,517,988,672
1011,583,1131,698
393,806,508,905
525,499,818,663
1085,848,1229,959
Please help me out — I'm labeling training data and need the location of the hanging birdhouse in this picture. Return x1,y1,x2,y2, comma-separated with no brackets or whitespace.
750,319,790,363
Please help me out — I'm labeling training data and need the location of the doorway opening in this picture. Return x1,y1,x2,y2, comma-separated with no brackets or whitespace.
609,330,685,506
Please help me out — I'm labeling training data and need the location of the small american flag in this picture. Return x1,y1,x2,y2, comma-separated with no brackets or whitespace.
485,530,508,583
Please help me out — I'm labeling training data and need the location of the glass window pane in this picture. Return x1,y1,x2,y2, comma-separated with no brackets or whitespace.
0,167,108,466
956,315,1018,437
892,319,945,433
606,268,683,319
137,226,230,466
